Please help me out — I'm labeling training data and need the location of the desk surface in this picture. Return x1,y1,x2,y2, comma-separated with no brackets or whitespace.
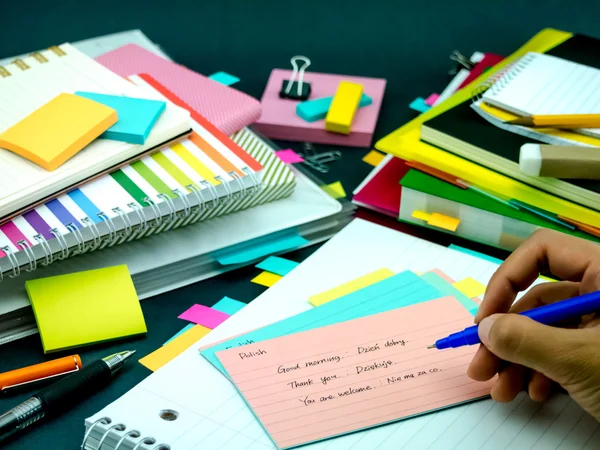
1,1,599,448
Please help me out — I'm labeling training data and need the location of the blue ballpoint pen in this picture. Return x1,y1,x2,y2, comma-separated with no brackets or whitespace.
428,289,600,350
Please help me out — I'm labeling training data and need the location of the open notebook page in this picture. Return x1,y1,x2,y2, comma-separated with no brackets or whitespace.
86,219,598,450
482,52,600,138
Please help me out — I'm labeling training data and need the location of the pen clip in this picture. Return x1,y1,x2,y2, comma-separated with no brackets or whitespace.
1,366,81,395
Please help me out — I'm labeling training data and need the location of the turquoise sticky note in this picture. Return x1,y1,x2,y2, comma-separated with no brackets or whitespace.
208,71,240,86
409,97,431,113
75,92,166,144
509,199,576,230
420,272,479,316
256,256,299,276
212,297,246,315
296,93,372,122
449,244,504,265
163,323,195,345
215,233,308,265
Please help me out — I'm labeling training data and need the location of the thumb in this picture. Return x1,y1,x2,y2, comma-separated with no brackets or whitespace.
478,314,587,383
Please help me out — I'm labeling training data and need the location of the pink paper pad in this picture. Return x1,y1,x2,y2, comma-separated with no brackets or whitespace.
96,44,261,135
275,149,305,164
254,69,386,147
216,296,492,449
178,304,230,329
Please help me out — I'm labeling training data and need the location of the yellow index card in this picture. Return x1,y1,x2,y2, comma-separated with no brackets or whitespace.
0,93,117,171
453,277,486,299
25,265,146,353
251,271,283,287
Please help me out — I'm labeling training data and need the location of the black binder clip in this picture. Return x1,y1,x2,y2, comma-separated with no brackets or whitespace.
280,56,311,100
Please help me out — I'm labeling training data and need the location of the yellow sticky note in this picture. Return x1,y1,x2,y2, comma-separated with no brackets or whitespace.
25,265,146,353
453,277,486,299
428,213,460,232
139,325,210,372
325,81,363,134
310,268,395,307
322,181,346,199
362,150,385,167
0,93,117,171
252,271,283,287
411,210,432,221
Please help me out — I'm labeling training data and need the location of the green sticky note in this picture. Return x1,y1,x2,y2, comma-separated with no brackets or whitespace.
26,265,147,353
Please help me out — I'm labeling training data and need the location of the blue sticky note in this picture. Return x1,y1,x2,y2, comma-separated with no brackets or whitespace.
212,297,246,315
208,71,240,86
256,256,299,276
409,97,431,113
214,233,308,265
163,323,195,345
296,93,372,122
449,244,504,265
75,92,166,144
201,271,444,374
420,272,479,316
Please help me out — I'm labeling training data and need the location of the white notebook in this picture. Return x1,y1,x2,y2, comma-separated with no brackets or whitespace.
82,219,599,450
0,43,191,221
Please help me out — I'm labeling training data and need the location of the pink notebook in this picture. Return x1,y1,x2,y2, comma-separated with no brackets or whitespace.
96,44,261,135
254,69,386,147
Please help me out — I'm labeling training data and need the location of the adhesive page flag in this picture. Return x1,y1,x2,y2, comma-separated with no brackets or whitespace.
178,304,230,329
251,271,283,287
362,150,385,167
139,325,210,371
275,149,305,164
322,181,346,199
208,71,240,86
453,277,486,298
212,297,246,315
163,323,196,345
256,256,299,276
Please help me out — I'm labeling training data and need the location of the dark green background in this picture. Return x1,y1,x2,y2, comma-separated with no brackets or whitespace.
1,1,599,448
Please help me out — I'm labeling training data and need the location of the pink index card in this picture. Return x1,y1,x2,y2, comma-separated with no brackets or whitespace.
425,93,440,106
275,149,305,164
216,297,493,449
178,304,230,329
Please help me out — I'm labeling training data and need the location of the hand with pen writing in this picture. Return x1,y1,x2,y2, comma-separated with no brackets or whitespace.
468,229,600,421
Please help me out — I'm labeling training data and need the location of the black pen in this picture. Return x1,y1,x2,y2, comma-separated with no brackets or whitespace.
0,350,135,442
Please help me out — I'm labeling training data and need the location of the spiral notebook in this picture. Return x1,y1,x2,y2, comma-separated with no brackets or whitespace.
0,43,192,223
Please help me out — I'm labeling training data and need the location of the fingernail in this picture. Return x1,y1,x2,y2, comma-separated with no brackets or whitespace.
478,315,497,347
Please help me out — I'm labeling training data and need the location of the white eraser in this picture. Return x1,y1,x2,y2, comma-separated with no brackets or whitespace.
519,143,542,176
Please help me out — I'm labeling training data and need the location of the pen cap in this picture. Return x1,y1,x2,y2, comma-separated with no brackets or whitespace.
0,355,82,390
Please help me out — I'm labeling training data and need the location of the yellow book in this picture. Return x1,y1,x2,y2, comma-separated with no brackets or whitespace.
325,81,363,134
0,93,117,171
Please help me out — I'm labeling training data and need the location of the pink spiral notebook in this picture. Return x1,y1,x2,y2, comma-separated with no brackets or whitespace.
96,44,261,135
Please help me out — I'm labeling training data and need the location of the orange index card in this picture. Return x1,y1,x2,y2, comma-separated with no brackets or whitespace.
216,296,493,449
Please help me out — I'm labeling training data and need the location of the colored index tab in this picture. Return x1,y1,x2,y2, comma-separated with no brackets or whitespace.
449,244,504,265
296,93,372,122
275,149,305,164
362,149,385,167
164,323,195,345
256,256,299,276
325,81,364,134
0,93,117,171
453,277,486,298
25,265,147,353
424,93,440,106
411,210,431,221
215,233,309,265
321,181,346,199
212,297,246,315
409,97,431,113
208,71,240,86
309,268,395,307
75,92,166,144
251,271,283,287
178,304,230,329
140,325,210,371
428,212,460,232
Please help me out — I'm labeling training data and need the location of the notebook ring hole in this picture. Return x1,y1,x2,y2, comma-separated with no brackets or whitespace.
159,409,179,421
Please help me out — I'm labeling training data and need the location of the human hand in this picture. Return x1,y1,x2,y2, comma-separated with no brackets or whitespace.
467,229,600,420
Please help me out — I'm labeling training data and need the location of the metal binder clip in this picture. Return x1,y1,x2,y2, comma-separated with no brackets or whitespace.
280,56,312,100
298,143,342,173
448,50,475,76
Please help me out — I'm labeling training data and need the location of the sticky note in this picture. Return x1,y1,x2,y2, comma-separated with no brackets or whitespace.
325,81,363,134
411,210,460,232
0,93,117,171
275,149,305,164
25,265,146,353
409,97,431,113
412,210,432,221
75,92,166,144
256,256,299,276
309,268,395,307
212,297,246,315
424,93,440,106
208,71,240,86
453,277,486,298
140,325,210,371
215,233,309,265
362,149,385,167
164,323,195,345
178,304,230,329
296,93,372,122
251,271,283,287
321,181,346,199
216,297,492,449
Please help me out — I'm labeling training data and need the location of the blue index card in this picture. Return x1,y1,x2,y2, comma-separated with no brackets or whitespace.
214,233,308,265
212,297,245,315
420,272,479,316
163,323,195,345
409,97,431,113
208,71,240,86
201,270,444,374
296,93,372,122
449,244,504,265
255,256,299,276
74,92,166,144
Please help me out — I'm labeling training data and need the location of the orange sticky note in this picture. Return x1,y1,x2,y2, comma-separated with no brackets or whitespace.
216,296,492,449
0,93,117,171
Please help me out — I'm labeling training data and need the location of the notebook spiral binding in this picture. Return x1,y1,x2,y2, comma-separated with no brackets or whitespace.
0,167,262,282
0,48,63,78
471,52,537,102
82,417,170,450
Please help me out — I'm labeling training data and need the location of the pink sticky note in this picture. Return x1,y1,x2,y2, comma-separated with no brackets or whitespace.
275,149,305,164
216,297,493,449
424,93,440,106
178,304,230,329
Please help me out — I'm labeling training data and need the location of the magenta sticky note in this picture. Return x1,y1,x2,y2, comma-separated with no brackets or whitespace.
424,93,440,106
254,69,386,147
275,149,305,164
178,304,230,329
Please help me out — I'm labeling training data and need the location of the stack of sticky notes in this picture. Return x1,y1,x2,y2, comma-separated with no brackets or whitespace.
25,265,147,353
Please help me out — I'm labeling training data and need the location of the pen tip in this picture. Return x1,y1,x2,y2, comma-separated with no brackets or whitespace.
427,344,437,349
